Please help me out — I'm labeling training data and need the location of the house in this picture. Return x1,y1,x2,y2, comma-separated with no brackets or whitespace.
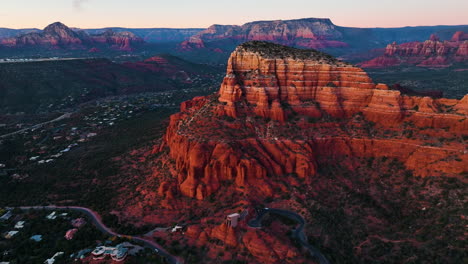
14,221,25,229
65,229,78,240
46,211,57,220
0,211,12,221
71,218,86,228
30,235,43,242
171,225,183,233
44,252,64,264
4,231,19,239
92,244,128,262
87,133,97,138
226,213,240,228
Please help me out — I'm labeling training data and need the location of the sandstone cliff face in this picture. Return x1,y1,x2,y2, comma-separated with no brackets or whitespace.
154,41,467,203
360,32,468,68
180,18,347,51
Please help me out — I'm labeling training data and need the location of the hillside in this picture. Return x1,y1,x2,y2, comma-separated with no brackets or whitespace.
112,41,467,263
0,56,223,113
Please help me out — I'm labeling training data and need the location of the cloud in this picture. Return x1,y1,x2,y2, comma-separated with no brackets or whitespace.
73,0,90,11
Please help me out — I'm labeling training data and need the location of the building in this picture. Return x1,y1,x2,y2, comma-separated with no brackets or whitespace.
0,211,12,221
91,244,128,262
14,221,25,229
44,252,63,264
226,213,240,228
171,225,183,233
65,229,78,240
4,231,18,239
71,218,86,228
30,235,43,242
46,211,57,220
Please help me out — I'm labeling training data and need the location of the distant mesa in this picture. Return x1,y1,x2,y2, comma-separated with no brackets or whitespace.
179,18,349,52
360,31,468,68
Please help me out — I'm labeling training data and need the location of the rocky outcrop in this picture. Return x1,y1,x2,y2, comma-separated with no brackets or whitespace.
180,18,348,51
1,22,84,47
360,32,468,68
89,29,143,51
153,41,467,202
0,22,144,51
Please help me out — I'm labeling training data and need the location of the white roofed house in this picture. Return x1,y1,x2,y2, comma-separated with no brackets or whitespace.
14,221,25,229
226,213,240,228
46,211,57,220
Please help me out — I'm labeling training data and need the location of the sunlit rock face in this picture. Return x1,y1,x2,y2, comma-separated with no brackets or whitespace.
180,18,348,51
360,31,468,68
153,41,468,200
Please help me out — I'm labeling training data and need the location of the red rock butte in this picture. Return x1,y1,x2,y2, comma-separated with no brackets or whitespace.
360,31,468,68
153,41,468,201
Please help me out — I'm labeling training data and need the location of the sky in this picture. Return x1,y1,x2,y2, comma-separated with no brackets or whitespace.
1,0,467,29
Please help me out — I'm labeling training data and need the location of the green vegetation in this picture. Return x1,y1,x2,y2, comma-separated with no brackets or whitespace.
367,66,468,99
0,109,174,216
0,57,223,113
239,41,349,65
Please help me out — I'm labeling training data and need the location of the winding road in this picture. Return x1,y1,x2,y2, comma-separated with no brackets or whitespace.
16,206,181,264
0,113,72,139
248,208,330,264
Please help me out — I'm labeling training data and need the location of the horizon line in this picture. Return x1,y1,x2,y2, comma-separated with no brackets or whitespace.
3,17,468,30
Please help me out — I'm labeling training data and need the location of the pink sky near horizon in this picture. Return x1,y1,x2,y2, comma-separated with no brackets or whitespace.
1,0,467,29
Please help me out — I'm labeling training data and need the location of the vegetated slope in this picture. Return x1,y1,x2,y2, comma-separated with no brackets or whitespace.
119,41,467,263
0,56,223,113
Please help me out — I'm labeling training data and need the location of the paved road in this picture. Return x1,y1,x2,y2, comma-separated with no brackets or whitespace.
0,113,72,139
17,206,181,264
248,208,330,264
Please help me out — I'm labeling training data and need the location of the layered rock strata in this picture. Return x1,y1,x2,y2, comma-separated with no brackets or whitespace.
360,32,468,68
155,41,468,200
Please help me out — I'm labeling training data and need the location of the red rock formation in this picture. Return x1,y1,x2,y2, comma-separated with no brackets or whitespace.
242,230,302,263
360,32,468,68
451,31,468,42
0,22,144,51
1,22,84,47
154,41,467,202
179,18,348,51
89,29,143,51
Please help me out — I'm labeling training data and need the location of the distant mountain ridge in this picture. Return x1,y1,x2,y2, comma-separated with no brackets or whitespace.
0,22,145,51
0,25,203,44
360,31,468,68
178,18,468,59
180,18,348,51
83,28,204,43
